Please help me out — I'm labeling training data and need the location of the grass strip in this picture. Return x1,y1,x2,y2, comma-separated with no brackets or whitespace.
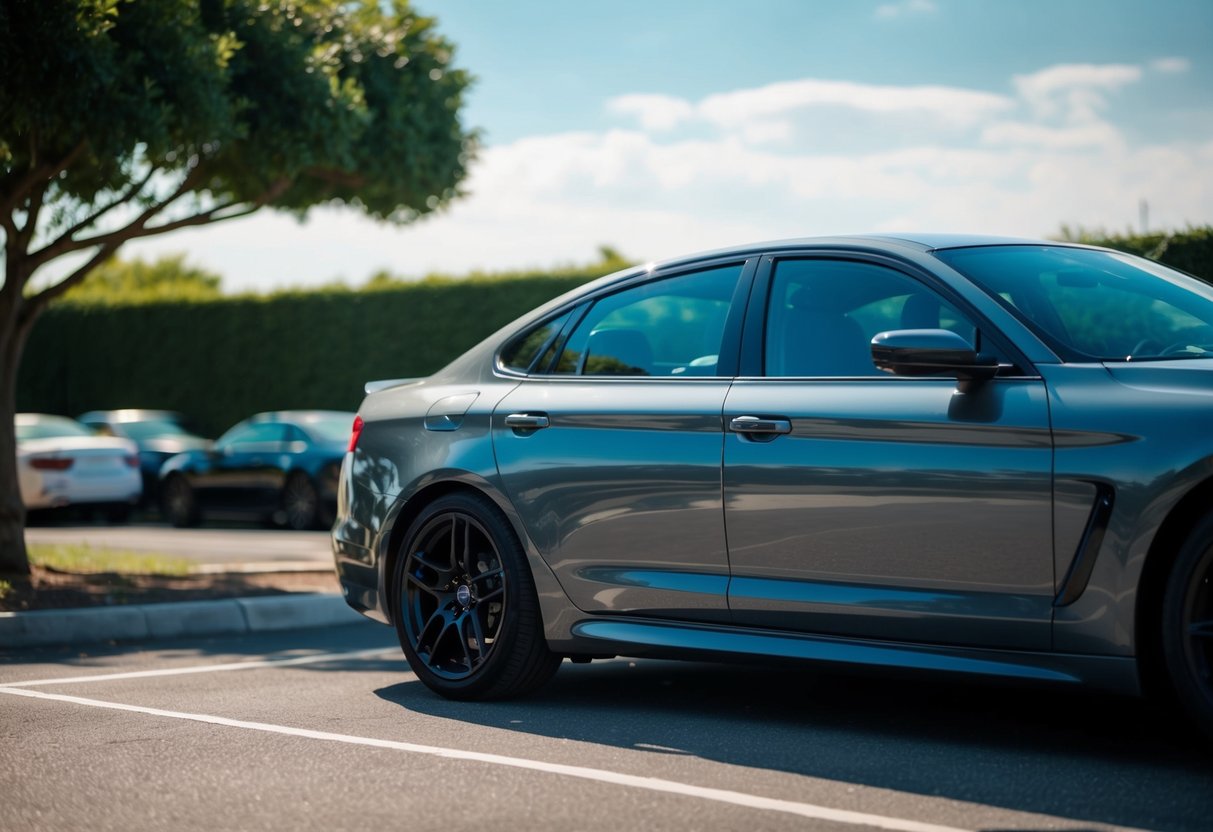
28,543,194,577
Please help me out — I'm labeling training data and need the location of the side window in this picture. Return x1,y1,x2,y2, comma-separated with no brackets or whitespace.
554,265,742,377
216,422,286,451
765,259,978,377
499,311,571,374
284,424,310,446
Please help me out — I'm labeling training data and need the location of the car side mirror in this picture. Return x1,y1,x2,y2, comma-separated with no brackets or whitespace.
870,329,999,393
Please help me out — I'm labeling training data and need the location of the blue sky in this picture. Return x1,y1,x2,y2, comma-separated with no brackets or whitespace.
130,0,1213,291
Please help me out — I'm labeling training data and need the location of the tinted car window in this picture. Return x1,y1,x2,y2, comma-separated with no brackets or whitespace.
16,416,93,441
111,419,191,441
553,265,742,376
216,422,286,450
934,245,1213,361
500,311,571,374
765,259,977,377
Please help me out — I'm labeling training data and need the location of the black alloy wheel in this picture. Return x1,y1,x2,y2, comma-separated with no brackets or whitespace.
1162,514,1213,739
282,473,319,531
393,492,560,699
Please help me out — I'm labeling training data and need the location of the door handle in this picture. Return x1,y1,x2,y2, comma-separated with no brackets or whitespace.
729,415,792,435
504,413,550,430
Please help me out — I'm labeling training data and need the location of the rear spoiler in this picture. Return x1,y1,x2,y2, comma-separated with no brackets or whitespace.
364,377,422,395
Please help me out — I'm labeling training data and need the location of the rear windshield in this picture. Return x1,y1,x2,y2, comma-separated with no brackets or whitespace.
115,419,190,441
934,245,1213,362
16,417,93,441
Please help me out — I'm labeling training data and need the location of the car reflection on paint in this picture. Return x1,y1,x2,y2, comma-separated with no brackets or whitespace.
332,234,1213,739
160,410,354,530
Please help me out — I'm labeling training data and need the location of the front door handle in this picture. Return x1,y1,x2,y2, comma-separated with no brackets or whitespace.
504,413,551,430
729,415,792,435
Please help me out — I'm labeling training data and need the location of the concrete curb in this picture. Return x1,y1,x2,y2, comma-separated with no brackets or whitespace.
0,593,367,650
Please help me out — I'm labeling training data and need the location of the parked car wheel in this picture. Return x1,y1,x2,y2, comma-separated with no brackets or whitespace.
282,472,319,531
392,492,560,700
162,474,199,528
1161,514,1213,738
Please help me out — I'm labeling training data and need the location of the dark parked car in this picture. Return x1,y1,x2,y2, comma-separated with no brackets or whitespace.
78,409,210,502
332,235,1213,737
161,410,354,530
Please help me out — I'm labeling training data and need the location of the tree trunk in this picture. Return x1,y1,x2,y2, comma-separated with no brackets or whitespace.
0,290,31,575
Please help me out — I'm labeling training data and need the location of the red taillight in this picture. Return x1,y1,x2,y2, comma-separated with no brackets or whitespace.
348,415,364,452
30,457,73,471
124,455,140,468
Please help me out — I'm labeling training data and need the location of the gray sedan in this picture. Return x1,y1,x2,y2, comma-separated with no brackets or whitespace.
332,235,1213,738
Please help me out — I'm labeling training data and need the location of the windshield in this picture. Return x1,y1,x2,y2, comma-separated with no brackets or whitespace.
934,245,1213,362
116,419,192,441
16,416,93,441
297,413,355,444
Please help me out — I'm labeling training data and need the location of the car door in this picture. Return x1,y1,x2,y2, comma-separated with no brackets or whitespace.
723,254,1055,649
200,421,290,510
493,260,754,622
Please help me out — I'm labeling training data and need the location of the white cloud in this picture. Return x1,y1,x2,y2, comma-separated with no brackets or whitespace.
606,94,695,131
606,78,1014,135
698,79,1013,128
1013,63,1142,122
874,0,938,20
127,60,1212,292
1150,56,1190,74
980,121,1124,151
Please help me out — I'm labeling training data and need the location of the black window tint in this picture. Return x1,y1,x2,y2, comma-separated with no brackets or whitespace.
765,260,977,377
284,425,310,444
216,422,286,450
500,312,571,374
554,265,742,376
935,246,1213,361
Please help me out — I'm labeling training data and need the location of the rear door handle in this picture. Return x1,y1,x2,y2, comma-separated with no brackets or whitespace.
504,413,551,430
729,415,792,435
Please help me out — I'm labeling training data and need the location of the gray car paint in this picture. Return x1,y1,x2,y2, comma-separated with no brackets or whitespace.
333,234,1213,696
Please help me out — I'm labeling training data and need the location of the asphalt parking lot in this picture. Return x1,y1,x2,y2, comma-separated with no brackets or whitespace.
3,621,1211,832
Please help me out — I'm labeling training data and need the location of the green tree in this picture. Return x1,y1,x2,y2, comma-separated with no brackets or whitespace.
62,254,223,303
0,0,473,573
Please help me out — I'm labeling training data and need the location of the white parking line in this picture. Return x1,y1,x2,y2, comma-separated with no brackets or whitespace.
0,685,970,832
2,647,399,688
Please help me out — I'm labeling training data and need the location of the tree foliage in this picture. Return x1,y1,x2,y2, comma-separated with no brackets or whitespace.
0,0,474,573
61,254,223,303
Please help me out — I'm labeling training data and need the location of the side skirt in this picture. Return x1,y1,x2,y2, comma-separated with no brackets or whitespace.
561,617,1140,695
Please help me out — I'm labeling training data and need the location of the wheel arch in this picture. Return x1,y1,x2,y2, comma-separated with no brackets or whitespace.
1136,473,1213,694
375,473,571,634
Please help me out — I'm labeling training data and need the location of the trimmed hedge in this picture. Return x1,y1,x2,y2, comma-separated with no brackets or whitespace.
1060,226,1213,283
19,273,591,436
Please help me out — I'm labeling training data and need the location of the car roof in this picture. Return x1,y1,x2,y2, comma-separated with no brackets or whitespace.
16,413,80,425
78,409,184,423
246,410,356,424
646,233,1072,271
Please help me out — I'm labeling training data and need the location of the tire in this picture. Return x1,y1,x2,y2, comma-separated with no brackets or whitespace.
161,475,200,528
392,492,561,700
282,473,319,531
1161,513,1213,740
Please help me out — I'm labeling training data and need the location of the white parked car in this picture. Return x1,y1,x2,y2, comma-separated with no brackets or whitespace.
16,413,142,521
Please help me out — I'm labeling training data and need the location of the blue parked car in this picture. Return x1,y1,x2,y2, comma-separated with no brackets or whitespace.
78,409,210,505
160,410,354,530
